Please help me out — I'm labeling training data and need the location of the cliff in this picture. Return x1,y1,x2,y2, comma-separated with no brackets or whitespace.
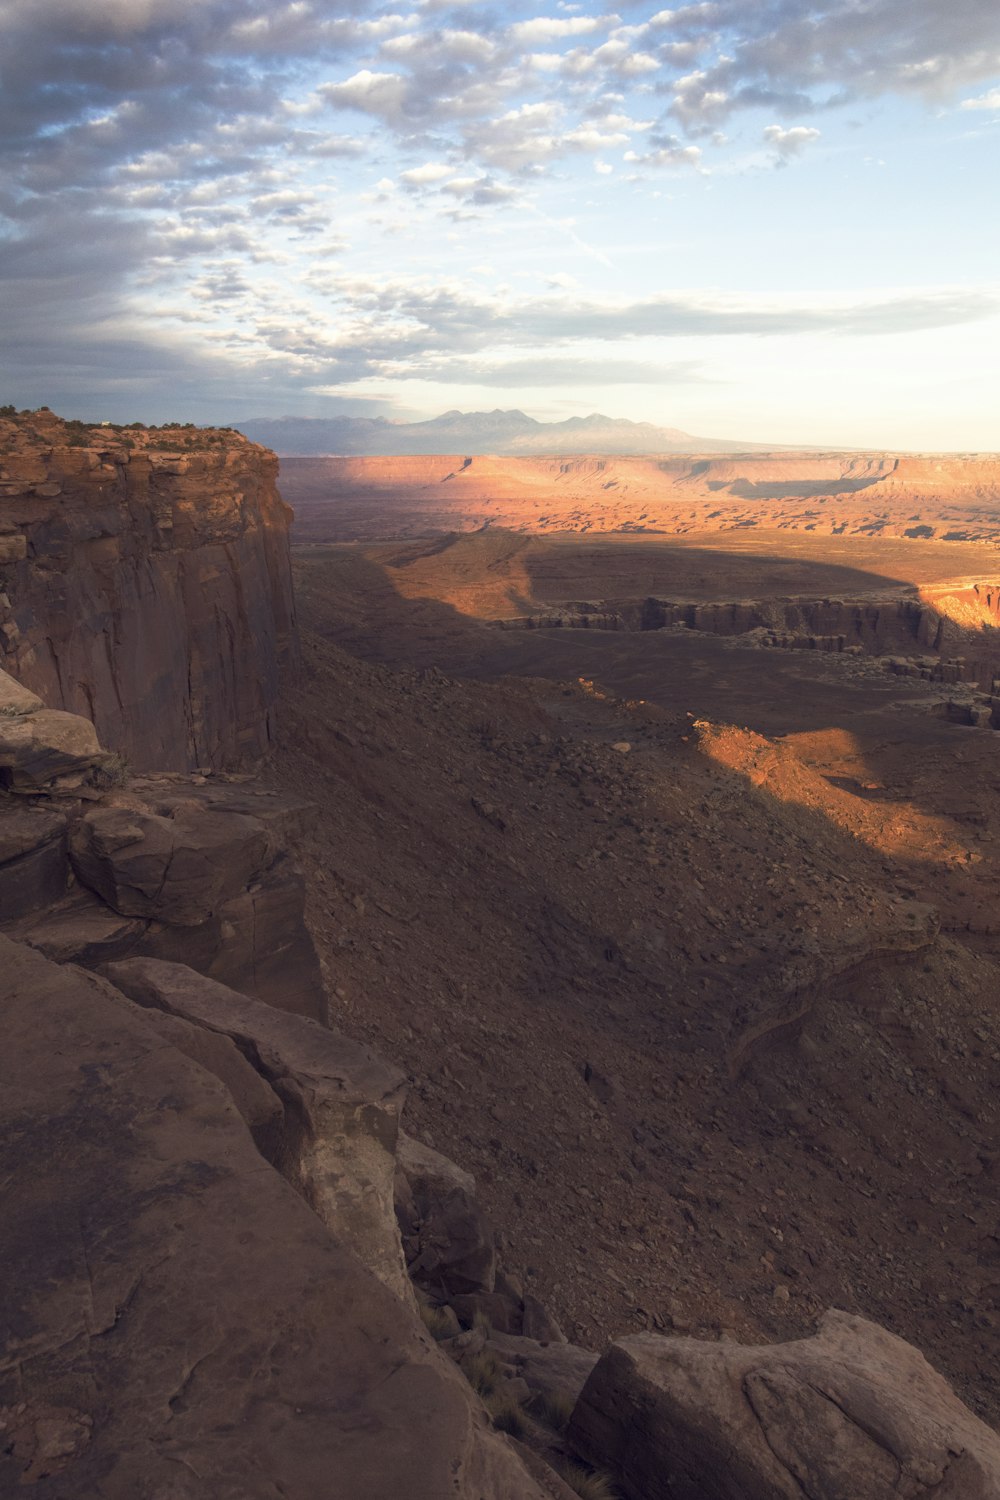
0,409,296,771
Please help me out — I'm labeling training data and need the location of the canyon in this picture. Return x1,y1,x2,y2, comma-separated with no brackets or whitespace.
4,410,1000,1498
280,450,1000,544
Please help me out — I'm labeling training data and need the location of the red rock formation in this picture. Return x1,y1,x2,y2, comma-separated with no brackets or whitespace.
0,411,296,770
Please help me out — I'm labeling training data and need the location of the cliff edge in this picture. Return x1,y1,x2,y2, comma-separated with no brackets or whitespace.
0,408,296,770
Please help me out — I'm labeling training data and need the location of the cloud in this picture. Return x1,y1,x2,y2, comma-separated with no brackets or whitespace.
961,87,1000,110
508,15,602,45
2,0,998,425
763,123,821,158
406,355,708,385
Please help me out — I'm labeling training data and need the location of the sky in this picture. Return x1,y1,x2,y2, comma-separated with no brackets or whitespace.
1,0,998,448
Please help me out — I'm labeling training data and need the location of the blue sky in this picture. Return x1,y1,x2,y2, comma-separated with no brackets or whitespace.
2,0,998,447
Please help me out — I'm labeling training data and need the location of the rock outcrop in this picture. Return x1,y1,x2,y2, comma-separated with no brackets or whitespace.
103,957,413,1305
0,410,296,770
0,935,552,1499
569,1310,1000,1499
0,723,327,1020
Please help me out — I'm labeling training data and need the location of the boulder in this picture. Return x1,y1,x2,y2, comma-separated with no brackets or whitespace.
102,956,411,1303
0,665,43,716
0,935,550,1499
569,1309,1000,1500
0,707,103,789
487,1332,598,1408
397,1129,497,1297
0,802,68,919
70,802,269,925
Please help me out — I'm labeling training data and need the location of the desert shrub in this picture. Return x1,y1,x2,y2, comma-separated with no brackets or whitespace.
531,1388,575,1433
557,1461,619,1500
91,752,131,789
419,1303,456,1342
486,1390,529,1439
463,1350,503,1399
472,1308,493,1337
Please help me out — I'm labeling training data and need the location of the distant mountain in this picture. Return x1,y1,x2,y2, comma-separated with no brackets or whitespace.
231,409,776,456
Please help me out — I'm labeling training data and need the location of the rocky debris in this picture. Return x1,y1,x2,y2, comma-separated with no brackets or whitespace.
273,558,1000,1423
102,956,413,1304
0,413,296,771
888,653,977,684
569,1310,1000,1499
0,934,551,1499
486,1334,599,1408
0,711,327,1018
396,1129,497,1298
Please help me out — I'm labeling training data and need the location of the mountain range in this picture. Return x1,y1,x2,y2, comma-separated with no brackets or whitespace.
232,408,779,456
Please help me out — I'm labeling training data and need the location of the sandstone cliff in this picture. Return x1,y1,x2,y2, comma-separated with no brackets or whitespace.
0,409,296,771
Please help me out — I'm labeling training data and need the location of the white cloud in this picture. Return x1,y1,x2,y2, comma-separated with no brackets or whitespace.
400,161,453,185
763,123,821,158
509,15,602,45
319,71,409,124
961,87,1000,110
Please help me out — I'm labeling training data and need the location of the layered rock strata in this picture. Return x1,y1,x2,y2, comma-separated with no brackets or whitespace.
0,410,296,770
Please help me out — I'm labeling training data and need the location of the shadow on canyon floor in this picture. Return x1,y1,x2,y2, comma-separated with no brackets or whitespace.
277,545,1000,1422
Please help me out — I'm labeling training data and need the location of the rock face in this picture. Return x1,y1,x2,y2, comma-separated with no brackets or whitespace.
1,761,327,1021
0,412,296,770
569,1310,1000,1499
396,1130,498,1299
103,956,413,1305
0,935,551,1499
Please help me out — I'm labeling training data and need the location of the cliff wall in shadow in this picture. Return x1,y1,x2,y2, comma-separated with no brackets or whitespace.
0,409,296,770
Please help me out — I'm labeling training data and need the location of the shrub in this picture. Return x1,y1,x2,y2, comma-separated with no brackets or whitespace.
531,1388,575,1433
557,1461,619,1500
92,752,131,789
419,1303,456,1342
463,1350,503,1399
486,1390,529,1439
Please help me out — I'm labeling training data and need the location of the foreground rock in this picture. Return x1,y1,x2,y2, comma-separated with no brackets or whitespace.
2,765,327,1021
569,1309,1000,1499
396,1129,497,1299
103,956,413,1304
0,936,550,1499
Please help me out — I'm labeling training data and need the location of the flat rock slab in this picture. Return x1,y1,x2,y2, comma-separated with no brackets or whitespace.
0,935,550,1499
569,1309,1000,1499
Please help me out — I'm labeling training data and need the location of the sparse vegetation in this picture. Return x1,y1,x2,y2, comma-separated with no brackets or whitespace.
418,1303,456,1342
462,1350,503,1400
531,1388,575,1433
471,1308,493,1337
91,752,131,789
485,1390,529,1438
557,1460,620,1500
